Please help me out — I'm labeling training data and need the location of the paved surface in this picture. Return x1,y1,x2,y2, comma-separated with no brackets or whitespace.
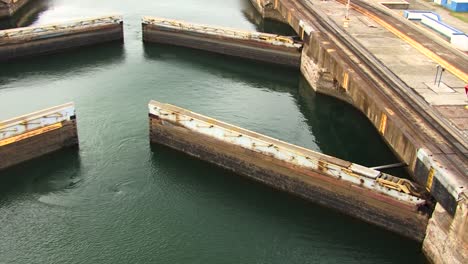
406,0,468,33
312,0,468,138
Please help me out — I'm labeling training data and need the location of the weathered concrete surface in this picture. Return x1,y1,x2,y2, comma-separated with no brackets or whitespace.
0,0,50,29
0,102,79,170
300,42,352,104
142,17,302,68
267,0,467,212
149,100,431,241
423,198,467,264
0,15,123,61
262,0,467,208
0,0,31,19
249,0,287,22
322,0,468,137
248,0,466,262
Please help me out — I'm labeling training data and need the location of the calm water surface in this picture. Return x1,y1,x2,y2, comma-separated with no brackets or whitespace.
0,0,425,263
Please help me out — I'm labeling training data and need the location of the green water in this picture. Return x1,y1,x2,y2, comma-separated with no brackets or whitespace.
0,0,425,263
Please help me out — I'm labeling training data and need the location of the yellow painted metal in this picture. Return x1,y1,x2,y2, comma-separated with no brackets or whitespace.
376,176,420,196
276,35,294,44
257,35,293,44
341,167,361,178
426,167,435,191
0,123,62,147
379,113,388,135
342,72,349,90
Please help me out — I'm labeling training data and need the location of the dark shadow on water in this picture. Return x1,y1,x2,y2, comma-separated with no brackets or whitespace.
0,147,82,203
241,3,296,35
143,42,299,90
0,42,125,86
296,78,411,178
260,19,297,36
149,143,426,263
0,0,51,30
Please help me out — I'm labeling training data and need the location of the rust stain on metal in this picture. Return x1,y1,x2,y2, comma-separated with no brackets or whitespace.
0,15,122,42
385,107,395,116
0,102,75,141
149,100,427,204
142,16,302,48
148,100,431,241
318,159,328,173
142,16,302,68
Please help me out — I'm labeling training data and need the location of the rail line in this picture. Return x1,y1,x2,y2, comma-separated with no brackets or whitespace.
337,0,468,82
291,0,467,177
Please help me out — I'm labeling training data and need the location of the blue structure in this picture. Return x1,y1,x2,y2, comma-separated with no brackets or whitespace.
404,10,442,20
438,0,468,12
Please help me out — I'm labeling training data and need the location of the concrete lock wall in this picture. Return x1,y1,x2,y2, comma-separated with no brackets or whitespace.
148,100,430,241
300,28,465,217
258,0,467,263
265,0,466,211
0,15,123,61
0,0,31,19
0,102,79,170
142,16,302,68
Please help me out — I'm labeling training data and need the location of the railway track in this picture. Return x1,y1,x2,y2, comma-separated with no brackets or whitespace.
340,0,468,82
288,0,467,177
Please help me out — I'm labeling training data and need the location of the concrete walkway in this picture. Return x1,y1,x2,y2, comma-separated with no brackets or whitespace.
405,0,468,33
311,0,468,138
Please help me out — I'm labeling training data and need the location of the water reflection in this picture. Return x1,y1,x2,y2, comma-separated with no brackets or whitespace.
0,42,125,87
149,144,425,263
0,147,81,204
143,43,299,90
